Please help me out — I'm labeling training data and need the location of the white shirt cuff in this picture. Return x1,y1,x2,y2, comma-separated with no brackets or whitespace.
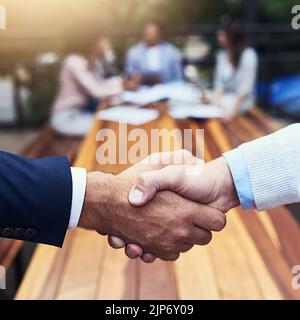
69,167,87,229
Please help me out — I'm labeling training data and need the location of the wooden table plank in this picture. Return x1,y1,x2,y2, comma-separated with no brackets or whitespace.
95,249,137,300
138,260,177,300
175,246,220,300
267,207,300,268
54,229,105,300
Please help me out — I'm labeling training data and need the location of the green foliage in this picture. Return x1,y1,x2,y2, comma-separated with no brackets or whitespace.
257,0,300,23
21,67,59,127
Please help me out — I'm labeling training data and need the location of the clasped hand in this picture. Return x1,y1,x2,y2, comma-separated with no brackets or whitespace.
79,150,239,263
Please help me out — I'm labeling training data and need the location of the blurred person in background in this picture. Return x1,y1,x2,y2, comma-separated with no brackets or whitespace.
125,20,183,85
211,21,258,121
93,37,119,79
51,25,138,136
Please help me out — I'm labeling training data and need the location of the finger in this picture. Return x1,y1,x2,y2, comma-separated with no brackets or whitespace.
108,236,126,249
159,253,180,261
121,150,199,181
192,207,227,232
141,253,157,263
125,243,143,259
141,149,197,167
128,165,185,206
191,228,212,246
179,243,194,253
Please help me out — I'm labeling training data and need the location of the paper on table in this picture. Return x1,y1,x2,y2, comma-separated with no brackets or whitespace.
97,106,159,125
121,89,169,105
121,82,202,106
169,105,225,119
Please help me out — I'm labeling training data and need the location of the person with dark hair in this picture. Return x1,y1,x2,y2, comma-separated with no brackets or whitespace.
51,26,138,136
125,20,183,85
212,21,258,121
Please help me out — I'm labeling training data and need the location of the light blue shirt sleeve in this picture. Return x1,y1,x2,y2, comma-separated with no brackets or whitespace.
223,149,256,209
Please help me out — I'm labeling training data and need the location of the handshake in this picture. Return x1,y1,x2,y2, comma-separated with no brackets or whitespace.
78,150,240,263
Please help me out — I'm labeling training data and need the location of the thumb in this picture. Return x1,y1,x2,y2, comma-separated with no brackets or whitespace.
128,165,185,206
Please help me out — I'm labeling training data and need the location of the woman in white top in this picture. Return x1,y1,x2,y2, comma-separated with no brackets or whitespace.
51,26,138,136
213,22,258,121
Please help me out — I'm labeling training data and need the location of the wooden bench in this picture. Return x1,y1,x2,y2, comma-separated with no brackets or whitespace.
0,125,82,270
15,106,300,300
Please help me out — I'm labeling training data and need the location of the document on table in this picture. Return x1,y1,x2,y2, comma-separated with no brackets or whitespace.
169,105,225,119
97,106,159,125
121,89,169,105
121,82,202,106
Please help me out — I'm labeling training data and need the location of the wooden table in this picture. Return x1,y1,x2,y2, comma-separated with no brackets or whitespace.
16,106,300,300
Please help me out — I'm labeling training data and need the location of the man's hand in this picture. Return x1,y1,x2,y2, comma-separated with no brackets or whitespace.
109,154,239,263
129,156,239,213
123,74,141,91
78,151,226,261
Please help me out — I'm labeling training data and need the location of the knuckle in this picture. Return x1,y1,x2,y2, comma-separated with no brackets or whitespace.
182,149,195,163
149,152,161,164
177,227,190,240
145,153,158,164
137,173,148,187
182,149,192,157
183,211,194,223
180,149,189,158
160,243,178,256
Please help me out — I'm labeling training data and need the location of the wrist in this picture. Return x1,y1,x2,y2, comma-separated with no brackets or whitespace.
218,157,240,211
78,172,116,234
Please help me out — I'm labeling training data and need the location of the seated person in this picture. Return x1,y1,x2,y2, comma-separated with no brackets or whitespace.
125,20,183,85
212,22,258,121
93,37,119,79
51,26,137,136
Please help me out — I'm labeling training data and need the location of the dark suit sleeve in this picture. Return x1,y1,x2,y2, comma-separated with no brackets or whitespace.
0,151,73,247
